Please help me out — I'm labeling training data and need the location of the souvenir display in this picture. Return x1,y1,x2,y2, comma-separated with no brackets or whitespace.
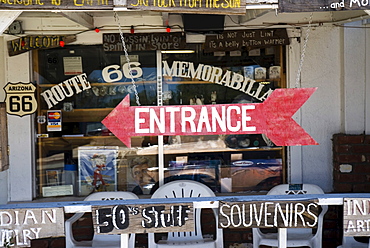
254,67,267,80
78,147,117,196
269,66,281,79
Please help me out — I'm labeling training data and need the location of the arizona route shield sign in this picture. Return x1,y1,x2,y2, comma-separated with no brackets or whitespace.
3,82,37,117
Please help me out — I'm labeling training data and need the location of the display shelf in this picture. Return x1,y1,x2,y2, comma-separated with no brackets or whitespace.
38,108,113,123
137,143,283,155
37,81,157,87
37,78,281,87
37,135,282,155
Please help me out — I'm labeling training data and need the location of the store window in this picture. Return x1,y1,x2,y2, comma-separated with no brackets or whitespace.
34,43,285,198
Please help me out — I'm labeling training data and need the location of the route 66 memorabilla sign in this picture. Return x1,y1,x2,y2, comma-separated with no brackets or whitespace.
3,82,37,117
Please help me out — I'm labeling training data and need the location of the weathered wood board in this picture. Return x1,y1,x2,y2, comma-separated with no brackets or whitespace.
0,103,9,171
219,200,320,228
204,29,289,52
8,35,76,56
92,203,194,234
0,0,113,10
279,0,370,13
127,0,246,15
0,208,65,247
103,33,187,52
343,198,370,236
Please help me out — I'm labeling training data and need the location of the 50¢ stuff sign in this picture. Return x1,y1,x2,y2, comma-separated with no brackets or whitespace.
92,203,193,234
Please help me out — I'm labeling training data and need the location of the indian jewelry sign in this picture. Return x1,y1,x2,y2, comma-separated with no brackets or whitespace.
279,0,370,12
92,203,193,234
0,208,64,247
343,198,370,236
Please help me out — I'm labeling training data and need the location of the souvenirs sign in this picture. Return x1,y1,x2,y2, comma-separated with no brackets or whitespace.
219,200,320,228
343,198,370,236
3,82,37,117
103,33,187,52
102,87,318,148
0,208,64,247
92,203,193,234
127,0,246,15
8,35,76,56
0,0,113,10
204,29,290,52
279,0,370,12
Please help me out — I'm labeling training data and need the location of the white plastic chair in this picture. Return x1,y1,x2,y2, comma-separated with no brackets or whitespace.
65,191,138,248
148,180,223,248
337,236,370,248
252,184,328,248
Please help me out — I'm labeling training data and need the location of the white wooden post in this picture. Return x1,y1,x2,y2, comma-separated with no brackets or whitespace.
278,228,287,248
120,233,129,248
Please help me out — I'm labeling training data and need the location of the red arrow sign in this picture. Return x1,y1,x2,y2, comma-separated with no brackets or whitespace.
102,88,318,148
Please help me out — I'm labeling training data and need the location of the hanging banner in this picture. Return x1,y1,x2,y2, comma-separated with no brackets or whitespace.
343,198,370,236
204,29,290,52
92,203,193,234
102,87,319,148
3,82,37,117
8,35,76,57
0,0,113,10
103,33,187,52
0,208,64,247
126,0,246,15
279,0,370,12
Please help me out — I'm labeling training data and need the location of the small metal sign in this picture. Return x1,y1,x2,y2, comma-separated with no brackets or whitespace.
47,110,62,132
3,82,37,117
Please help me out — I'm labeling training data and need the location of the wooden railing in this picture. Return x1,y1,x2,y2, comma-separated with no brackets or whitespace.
1,193,369,248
